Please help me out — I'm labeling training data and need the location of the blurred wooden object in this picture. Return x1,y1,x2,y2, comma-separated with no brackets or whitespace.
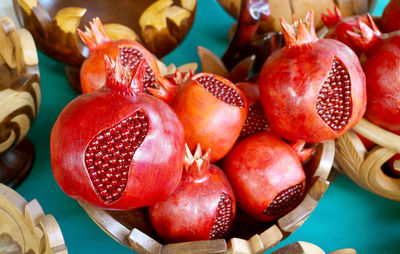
0,183,67,253
216,0,377,32
335,118,400,201
271,241,356,254
12,0,197,65
79,140,335,254
0,16,40,188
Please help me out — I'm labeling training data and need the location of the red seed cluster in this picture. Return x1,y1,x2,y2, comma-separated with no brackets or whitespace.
317,58,352,131
263,183,304,217
119,47,157,93
240,101,269,139
85,111,148,203
195,76,245,108
209,193,234,239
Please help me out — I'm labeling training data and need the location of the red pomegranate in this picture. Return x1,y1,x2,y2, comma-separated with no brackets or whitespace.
50,56,185,210
78,18,171,94
321,6,367,55
224,132,305,222
259,11,366,143
347,15,400,133
381,0,400,33
149,144,236,242
171,73,248,162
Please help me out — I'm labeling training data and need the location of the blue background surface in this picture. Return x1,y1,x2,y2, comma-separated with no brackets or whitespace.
15,0,400,253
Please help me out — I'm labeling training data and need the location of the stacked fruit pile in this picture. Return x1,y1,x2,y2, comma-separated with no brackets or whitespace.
48,0,400,244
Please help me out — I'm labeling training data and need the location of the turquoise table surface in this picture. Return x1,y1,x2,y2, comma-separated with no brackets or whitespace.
15,0,400,253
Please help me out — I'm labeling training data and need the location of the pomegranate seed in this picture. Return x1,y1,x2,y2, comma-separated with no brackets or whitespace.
209,193,234,239
195,76,245,108
317,58,352,131
263,183,304,216
85,111,148,203
119,47,156,93
240,101,269,139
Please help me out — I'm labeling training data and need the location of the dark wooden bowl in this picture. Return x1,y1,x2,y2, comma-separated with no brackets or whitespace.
217,0,377,32
79,140,335,254
0,17,40,188
13,0,197,66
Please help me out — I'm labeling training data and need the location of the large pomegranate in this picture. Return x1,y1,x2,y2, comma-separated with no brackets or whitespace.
149,144,236,243
347,15,400,133
171,73,248,162
50,56,185,210
381,0,400,33
224,132,305,222
259,11,366,143
78,18,171,94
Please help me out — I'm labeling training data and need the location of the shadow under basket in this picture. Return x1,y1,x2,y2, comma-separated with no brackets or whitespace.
79,140,335,254
335,118,400,201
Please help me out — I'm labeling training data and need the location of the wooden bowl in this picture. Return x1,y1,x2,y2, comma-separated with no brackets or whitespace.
0,16,40,188
217,0,377,32
0,183,67,253
12,0,197,66
334,119,400,201
78,140,335,254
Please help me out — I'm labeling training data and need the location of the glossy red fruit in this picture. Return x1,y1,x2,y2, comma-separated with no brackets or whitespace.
347,15,400,133
78,18,171,94
149,144,236,243
224,132,305,222
321,6,366,55
381,0,400,33
171,73,248,162
50,57,185,210
259,11,366,143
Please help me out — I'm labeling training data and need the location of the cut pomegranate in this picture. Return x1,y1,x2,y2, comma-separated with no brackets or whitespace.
240,101,269,139
263,183,304,216
209,193,234,239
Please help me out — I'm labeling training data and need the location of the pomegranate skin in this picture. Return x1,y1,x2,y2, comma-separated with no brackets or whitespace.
51,64,185,210
224,132,305,222
149,146,236,243
259,38,366,143
381,0,400,33
172,73,248,162
362,35,400,133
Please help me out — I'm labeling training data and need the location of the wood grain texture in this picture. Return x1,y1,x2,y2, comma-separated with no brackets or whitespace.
335,118,400,201
79,140,335,254
0,183,67,253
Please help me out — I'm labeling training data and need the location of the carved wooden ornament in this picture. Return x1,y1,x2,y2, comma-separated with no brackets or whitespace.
0,183,67,254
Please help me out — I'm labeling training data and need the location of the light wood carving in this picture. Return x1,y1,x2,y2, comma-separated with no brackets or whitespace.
334,118,400,201
79,140,335,254
0,183,67,253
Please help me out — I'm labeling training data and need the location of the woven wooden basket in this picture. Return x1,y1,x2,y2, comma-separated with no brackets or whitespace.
78,140,335,254
334,119,400,201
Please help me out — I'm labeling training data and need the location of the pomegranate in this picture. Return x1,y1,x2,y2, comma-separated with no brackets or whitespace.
149,144,236,243
171,73,248,162
258,11,366,143
78,18,171,94
347,15,400,133
321,6,367,55
224,132,305,222
50,56,185,210
381,0,400,33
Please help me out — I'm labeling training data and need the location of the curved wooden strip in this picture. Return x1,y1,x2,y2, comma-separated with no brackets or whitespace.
313,140,335,181
352,118,400,153
330,248,356,254
271,241,325,254
0,17,17,68
250,225,282,254
103,23,141,42
197,46,229,77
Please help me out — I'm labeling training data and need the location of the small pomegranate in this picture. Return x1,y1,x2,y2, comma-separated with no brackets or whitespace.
321,6,367,55
381,0,400,33
347,15,400,133
50,56,185,210
149,144,236,243
171,73,248,162
78,18,171,94
224,132,306,222
259,11,366,143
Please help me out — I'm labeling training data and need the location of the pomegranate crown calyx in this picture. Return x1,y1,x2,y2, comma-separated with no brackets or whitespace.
346,14,382,52
184,144,211,177
104,55,146,95
78,17,112,50
321,5,343,27
281,11,318,47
